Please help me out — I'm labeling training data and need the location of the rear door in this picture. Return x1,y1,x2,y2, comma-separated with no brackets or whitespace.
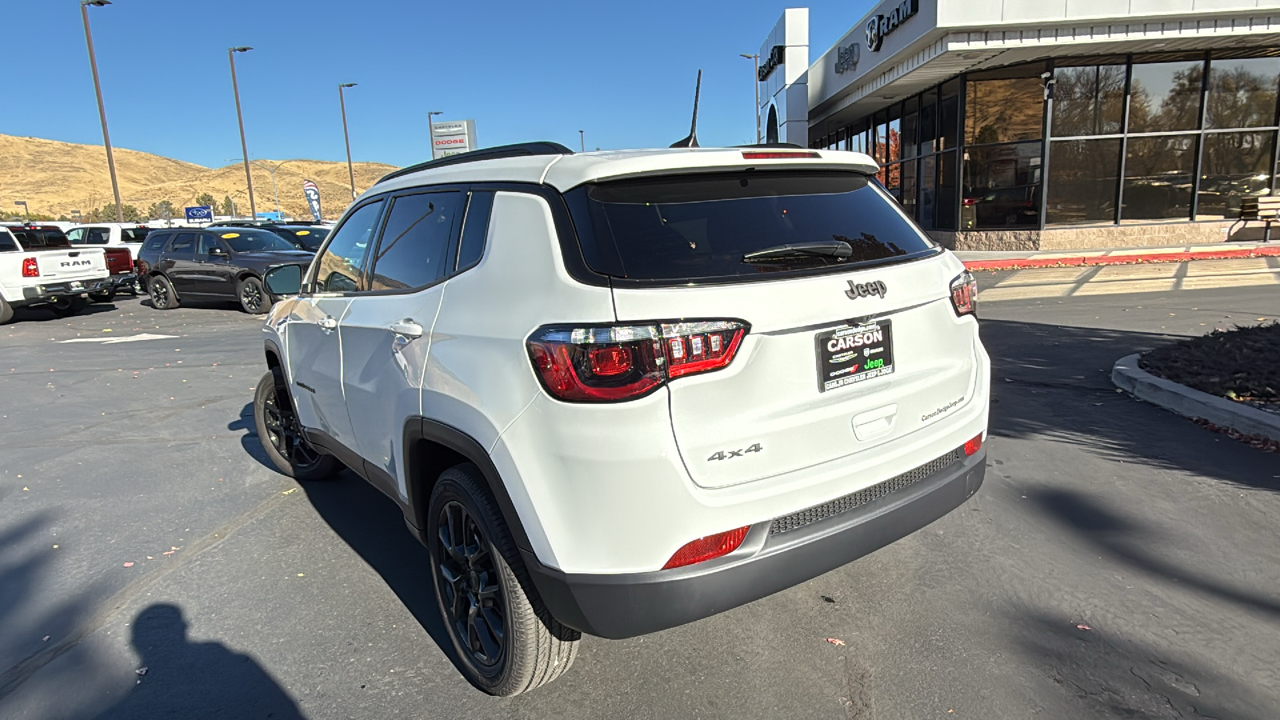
195,232,236,297
574,171,978,489
340,189,466,493
163,232,200,293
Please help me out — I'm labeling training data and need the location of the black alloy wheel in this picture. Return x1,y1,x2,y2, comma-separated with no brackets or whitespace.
436,501,507,669
239,276,268,314
259,376,323,472
149,276,172,309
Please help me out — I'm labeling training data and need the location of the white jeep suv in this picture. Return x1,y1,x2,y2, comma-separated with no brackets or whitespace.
255,142,990,695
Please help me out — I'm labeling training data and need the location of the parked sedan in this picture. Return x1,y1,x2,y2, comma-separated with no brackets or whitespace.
138,227,313,313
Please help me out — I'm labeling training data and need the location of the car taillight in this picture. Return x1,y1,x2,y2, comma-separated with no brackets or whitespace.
962,197,978,207
950,270,977,317
663,526,750,569
527,320,749,402
22,257,38,278
964,433,984,456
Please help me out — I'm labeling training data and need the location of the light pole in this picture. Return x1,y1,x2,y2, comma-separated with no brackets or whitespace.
579,130,585,152
81,0,123,223
740,53,760,144
338,83,357,200
249,160,294,219
228,46,257,219
427,111,443,159
15,201,30,222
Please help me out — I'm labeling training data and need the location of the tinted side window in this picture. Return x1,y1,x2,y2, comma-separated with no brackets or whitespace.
197,233,224,255
0,231,18,252
168,233,197,257
313,201,384,293
143,233,170,253
457,191,494,271
368,192,462,291
86,227,110,245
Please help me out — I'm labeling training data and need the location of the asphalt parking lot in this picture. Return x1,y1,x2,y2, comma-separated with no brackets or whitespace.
2,279,1278,719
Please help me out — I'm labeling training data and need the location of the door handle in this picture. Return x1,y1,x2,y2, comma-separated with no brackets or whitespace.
318,315,338,331
389,319,424,338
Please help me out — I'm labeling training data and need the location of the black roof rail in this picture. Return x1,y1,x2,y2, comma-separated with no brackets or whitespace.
378,142,574,184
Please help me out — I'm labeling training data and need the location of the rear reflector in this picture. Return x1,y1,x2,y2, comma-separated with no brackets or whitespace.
741,151,821,160
663,526,751,569
964,433,984,456
21,257,38,278
528,320,749,402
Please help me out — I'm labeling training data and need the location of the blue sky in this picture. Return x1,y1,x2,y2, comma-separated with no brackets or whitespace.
1,0,869,169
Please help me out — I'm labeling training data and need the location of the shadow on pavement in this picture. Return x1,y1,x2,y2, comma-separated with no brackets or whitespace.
981,318,1279,494
1027,486,1280,618
1008,607,1272,719
229,402,275,472
89,604,303,720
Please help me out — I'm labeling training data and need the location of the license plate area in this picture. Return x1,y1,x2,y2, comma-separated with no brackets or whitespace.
816,319,894,392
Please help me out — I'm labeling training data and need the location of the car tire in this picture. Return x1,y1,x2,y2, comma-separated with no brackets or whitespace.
0,297,13,325
253,369,339,481
49,295,90,318
89,289,116,303
238,276,269,314
149,275,178,310
428,464,580,696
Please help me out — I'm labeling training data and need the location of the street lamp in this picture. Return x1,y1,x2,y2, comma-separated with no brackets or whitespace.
81,0,124,223
228,46,257,219
338,83,357,200
427,111,443,159
250,159,294,219
14,201,30,222
740,53,760,144
579,130,585,153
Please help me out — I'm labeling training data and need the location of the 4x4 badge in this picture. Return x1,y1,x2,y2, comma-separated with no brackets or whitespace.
846,280,887,299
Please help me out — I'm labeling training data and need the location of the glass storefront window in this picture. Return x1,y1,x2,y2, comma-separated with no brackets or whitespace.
902,97,918,159
1046,139,1122,225
965,65,1046,144
1122,135,1197,221
1206,56,1280,129
1129,58,1204,133
901,158,918,221
919,153,937,230
962,141,1043,229
887,111,902,166
919,90,938,156
939,80,960,151
1197,131,1275,219
1052,64,1126,136
937,150,958,230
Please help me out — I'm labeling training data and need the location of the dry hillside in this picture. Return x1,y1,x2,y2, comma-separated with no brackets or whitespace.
0,134,397,220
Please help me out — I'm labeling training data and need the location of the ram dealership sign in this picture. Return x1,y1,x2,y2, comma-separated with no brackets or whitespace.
431,119,479,160
866,0,919,52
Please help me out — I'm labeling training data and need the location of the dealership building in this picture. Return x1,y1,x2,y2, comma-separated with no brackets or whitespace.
757,2,1280,249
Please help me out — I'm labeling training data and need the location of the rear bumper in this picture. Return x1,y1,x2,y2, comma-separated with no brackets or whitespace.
525,447,985,639
17,277,111,306
104,272,137,290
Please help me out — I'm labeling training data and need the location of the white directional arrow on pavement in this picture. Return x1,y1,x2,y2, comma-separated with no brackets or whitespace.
59,333,179,345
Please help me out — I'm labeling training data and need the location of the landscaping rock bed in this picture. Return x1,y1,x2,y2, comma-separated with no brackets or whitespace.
1140,322,1279,416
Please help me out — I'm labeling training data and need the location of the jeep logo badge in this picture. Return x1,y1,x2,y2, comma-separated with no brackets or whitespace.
846,280,887,300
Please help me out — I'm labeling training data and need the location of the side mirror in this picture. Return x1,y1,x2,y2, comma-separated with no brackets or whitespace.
263,264,303,296
209,246,229,258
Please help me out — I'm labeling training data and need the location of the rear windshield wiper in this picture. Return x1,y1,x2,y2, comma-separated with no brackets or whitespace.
742,241,853,264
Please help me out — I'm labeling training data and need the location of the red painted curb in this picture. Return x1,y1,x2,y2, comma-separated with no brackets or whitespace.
962,245,1280,271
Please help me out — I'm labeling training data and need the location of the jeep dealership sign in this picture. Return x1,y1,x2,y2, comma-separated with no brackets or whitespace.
431,119,479,160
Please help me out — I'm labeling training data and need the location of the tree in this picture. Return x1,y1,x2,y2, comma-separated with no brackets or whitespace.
147,200,176,220
221,195,235,216
94,203,142,222
194,193,217,209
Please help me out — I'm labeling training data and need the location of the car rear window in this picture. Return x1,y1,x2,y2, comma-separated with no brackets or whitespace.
565,171,937,283
10,228,71,250
121,228,150,243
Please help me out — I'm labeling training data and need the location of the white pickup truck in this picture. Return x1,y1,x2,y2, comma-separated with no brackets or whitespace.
0,225,111,324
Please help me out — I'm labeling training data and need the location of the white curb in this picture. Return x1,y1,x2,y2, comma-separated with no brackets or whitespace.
1112,353,1280,443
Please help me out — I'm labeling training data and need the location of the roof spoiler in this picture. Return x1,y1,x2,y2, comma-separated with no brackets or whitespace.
379,142,574,184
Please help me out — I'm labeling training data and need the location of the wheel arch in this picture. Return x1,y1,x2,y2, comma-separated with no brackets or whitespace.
403,417,534,553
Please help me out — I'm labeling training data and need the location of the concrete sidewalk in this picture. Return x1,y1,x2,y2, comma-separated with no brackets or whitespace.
957,241,1280,271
